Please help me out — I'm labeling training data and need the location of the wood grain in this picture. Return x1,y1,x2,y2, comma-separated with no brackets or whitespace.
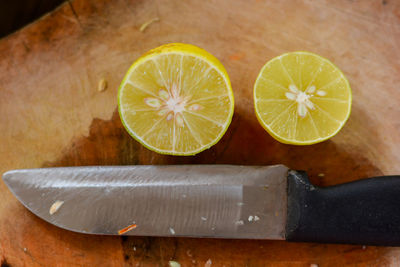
1,0,400,266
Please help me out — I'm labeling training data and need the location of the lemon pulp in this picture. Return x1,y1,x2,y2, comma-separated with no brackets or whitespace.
254,51,352,145
118,43,234,155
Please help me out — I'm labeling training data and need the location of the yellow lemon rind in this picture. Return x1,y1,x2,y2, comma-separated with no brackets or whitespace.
254,51,352,145
118,43,234,155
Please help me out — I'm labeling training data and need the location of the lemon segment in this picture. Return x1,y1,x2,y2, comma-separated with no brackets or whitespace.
254,51,352,145
118,43,234,155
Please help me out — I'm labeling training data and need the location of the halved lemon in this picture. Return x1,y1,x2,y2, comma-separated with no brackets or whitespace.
118,43,234,155
254,52,352,145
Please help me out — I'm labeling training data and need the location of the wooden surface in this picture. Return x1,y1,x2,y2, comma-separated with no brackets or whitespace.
1,0,400,266
0,0,66,38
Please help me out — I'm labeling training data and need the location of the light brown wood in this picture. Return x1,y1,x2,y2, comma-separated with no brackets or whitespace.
1,0,400,266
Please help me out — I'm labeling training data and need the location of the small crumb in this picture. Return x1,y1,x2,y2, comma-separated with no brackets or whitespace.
133,246,136,251
205,259,212,267
192,259,196,264
169,227,175,235
169,261,181,267
98,78,107,92
228,52,245,61
182,194,187,198
248,216,254,222
310,264,318,267
23,248,27,252
318,173,325,177
201,216,207,221
49,200,64,215
235,220,244,226
237,202,244,206
186,249,193,257
211,227,216,231
263,185,269,190
362,245,367,250
139,17,160,32
275,211,279,217
254,215,260,221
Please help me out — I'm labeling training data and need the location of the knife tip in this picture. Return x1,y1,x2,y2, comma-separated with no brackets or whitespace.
2,170,16,186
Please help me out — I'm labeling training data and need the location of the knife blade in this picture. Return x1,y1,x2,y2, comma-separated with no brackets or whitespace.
2,165,288,239
3,165,400,246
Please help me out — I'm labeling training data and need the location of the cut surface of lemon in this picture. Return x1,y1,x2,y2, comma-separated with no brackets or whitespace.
254,52,352,145
118,43,234,155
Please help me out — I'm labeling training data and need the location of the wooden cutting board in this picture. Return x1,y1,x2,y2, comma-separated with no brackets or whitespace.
1,0,400,266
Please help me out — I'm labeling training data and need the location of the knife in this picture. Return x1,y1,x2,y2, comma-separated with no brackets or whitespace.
3,165,400,246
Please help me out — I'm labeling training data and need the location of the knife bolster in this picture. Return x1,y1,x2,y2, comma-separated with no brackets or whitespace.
286,170,400,246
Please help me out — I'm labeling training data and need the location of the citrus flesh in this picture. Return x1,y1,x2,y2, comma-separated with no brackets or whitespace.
254,52,352,145
118,43,234,155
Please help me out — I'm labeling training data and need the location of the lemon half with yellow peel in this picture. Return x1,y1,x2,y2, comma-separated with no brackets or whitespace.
118,43,234,155
254,52,352,145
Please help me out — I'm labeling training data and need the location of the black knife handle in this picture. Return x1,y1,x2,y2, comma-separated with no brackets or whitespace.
286,170,400,246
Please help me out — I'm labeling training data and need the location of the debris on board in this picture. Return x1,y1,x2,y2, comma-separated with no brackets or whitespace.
169,227,176,235
98,78,108,92
205,259,212,267
228,52,245,61
49,200,64,215
248,215,260,222
169,261,181,267
118,223,137,235
140,18,160,32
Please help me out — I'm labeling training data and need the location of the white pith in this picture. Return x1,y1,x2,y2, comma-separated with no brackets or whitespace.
285,84,327,118
144,82,203,127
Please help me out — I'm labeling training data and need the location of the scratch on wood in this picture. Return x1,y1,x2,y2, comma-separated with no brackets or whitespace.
24,250,46,267
159,241,165,266
67,0,83,28
171,238,179,263
1,258,11,267
22,41,30,53
312,0,399,29
218,115,240,158
0,259,11,267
